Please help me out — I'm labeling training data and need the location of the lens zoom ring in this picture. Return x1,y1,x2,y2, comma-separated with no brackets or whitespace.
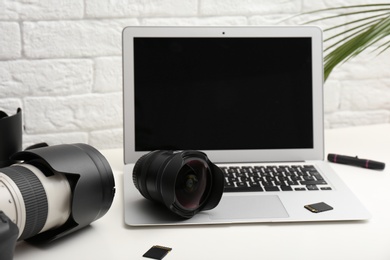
1,166,48,240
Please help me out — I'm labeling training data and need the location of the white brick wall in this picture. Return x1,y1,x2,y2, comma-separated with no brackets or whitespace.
1,0,390,149
0,22,21,59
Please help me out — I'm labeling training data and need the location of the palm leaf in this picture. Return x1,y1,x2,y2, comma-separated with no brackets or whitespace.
324,18,384,52
302,4,390,80
325,15,390,79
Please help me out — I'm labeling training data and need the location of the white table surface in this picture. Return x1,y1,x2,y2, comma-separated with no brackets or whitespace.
13,124,390,260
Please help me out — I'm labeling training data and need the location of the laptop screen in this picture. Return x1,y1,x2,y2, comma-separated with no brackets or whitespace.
133,37,313,151
123,26,324,163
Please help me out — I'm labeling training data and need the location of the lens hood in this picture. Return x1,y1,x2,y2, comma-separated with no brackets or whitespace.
0,109,22,168
10,143,116,242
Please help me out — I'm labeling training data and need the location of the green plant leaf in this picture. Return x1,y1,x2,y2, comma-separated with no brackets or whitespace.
301,4,390,80
324,14,390,80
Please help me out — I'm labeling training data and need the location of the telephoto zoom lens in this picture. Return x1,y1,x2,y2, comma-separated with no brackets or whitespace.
132,150,224,218
0,143,115,242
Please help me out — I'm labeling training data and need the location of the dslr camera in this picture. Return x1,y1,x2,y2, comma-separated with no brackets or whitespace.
0,109,116,259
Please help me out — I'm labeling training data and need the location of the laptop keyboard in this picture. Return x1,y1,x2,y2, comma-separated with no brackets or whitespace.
220,165,332,192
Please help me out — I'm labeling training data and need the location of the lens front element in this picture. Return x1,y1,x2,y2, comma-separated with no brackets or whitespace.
175,159,210,210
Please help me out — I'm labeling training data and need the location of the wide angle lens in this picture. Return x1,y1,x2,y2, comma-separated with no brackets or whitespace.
133,150,224,218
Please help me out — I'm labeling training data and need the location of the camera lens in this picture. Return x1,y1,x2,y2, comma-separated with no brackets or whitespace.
133,150,224,218
0,143,115,242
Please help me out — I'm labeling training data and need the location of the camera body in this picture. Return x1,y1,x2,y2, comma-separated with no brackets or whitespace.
0,211,19,260
0,108,22,168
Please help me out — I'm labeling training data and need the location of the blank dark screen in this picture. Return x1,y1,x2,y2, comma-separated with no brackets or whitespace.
133,37,313,151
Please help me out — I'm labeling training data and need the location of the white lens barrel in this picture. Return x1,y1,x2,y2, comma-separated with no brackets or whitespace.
0,164,71,240
20,164,71,233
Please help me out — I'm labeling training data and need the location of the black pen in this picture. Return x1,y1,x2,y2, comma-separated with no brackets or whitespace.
327,153,385,170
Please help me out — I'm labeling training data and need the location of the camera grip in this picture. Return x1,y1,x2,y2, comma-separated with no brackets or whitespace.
0,211,19,260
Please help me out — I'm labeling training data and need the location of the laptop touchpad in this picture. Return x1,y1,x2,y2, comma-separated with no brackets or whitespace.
208,195,289,220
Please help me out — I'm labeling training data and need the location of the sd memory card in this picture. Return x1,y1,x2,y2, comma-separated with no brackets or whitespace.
304,202,333,213
143,245,172,260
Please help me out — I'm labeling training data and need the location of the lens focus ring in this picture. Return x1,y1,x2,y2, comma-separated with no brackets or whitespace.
1,166,48,240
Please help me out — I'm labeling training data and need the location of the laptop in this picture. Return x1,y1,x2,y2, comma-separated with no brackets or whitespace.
122,26,370,226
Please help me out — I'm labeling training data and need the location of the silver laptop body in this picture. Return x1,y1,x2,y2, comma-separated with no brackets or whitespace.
122,26,370,226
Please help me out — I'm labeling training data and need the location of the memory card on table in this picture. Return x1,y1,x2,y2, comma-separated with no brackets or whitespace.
143,245,172,260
